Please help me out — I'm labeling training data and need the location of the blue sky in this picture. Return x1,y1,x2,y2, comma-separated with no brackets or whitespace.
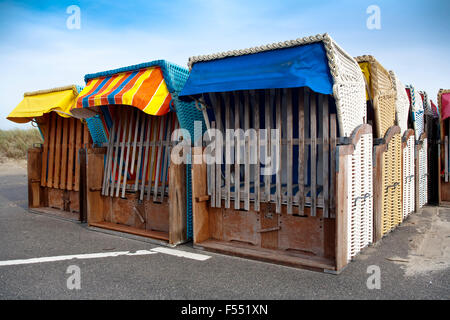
1,0,449,129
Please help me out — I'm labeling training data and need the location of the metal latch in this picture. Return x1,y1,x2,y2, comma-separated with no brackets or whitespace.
386,182,400,192
355,193,372,205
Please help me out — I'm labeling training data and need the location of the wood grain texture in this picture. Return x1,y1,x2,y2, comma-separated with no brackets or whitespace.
28,148,42,208
335,146,349,271
86,148,106,224
192,147,210,244
53,115,63,189
67,118,76,191
169,161,187,245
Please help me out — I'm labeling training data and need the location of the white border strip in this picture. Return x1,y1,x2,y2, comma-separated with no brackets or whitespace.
0,247,211,267
151,247,211,261
0,250,157,267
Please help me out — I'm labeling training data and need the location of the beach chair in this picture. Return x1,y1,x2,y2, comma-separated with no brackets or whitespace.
356,56,402,240
7,85,91,221
180,34,373,272
71,61,204,245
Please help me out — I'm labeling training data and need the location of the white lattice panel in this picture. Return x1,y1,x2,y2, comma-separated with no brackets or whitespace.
402,135,415,219
347,133,373,261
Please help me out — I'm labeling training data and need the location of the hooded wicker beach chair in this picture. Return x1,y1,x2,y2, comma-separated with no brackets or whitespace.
70,60,204,245
390,71,415,219
356,56,402,240
180,33,373,272
406,85,428,209
7,85,91,221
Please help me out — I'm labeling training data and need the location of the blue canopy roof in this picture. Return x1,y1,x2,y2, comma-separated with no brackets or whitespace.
180,42,334,97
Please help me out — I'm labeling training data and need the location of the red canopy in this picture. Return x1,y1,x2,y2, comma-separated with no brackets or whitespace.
441,91,450,121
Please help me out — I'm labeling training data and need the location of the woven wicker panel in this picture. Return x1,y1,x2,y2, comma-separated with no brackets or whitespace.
376,94,397,139
85,115,108,145
402,134,415,219
419,138,428,208
356,56,396,139
328,39,367,138
381,133,402,235
347,132,373,261
390,71,410,134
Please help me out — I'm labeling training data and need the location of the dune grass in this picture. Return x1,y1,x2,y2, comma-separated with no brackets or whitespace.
0,128,43,162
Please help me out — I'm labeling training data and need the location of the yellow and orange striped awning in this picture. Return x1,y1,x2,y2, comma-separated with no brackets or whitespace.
72,67,172,118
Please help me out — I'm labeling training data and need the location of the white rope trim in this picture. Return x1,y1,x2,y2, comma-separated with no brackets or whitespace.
24,85,80,97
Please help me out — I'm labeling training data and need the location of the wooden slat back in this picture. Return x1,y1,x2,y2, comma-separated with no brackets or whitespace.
53,115,63,188
39,113,91,192
140,115,151,200
322,95,330,218
264,90,272,203
40,114,50,187
74,120,83,191
210,121,216,208
46,112,57,188
225,93,232,209
101,107,178,202
252,91,261,212
330,113,337,217
287,88,294,214
59,116,69,189
234,91,241,210
275,89,282,213
67,118,76,191
213,94,222,208
297,88,305,213
203,88,338,218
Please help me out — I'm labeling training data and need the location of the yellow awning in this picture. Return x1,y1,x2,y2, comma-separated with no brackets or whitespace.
7,85,80,124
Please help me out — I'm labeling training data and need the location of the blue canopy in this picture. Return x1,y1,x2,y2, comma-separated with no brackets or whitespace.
180,42,334,97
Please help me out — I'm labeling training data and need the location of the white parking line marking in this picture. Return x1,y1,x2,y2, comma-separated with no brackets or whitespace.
0,248,212,267
0,250,157,267
151,247,211,261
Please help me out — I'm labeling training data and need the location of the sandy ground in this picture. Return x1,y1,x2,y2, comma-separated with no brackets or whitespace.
0,159,27,176
389,207,450,277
